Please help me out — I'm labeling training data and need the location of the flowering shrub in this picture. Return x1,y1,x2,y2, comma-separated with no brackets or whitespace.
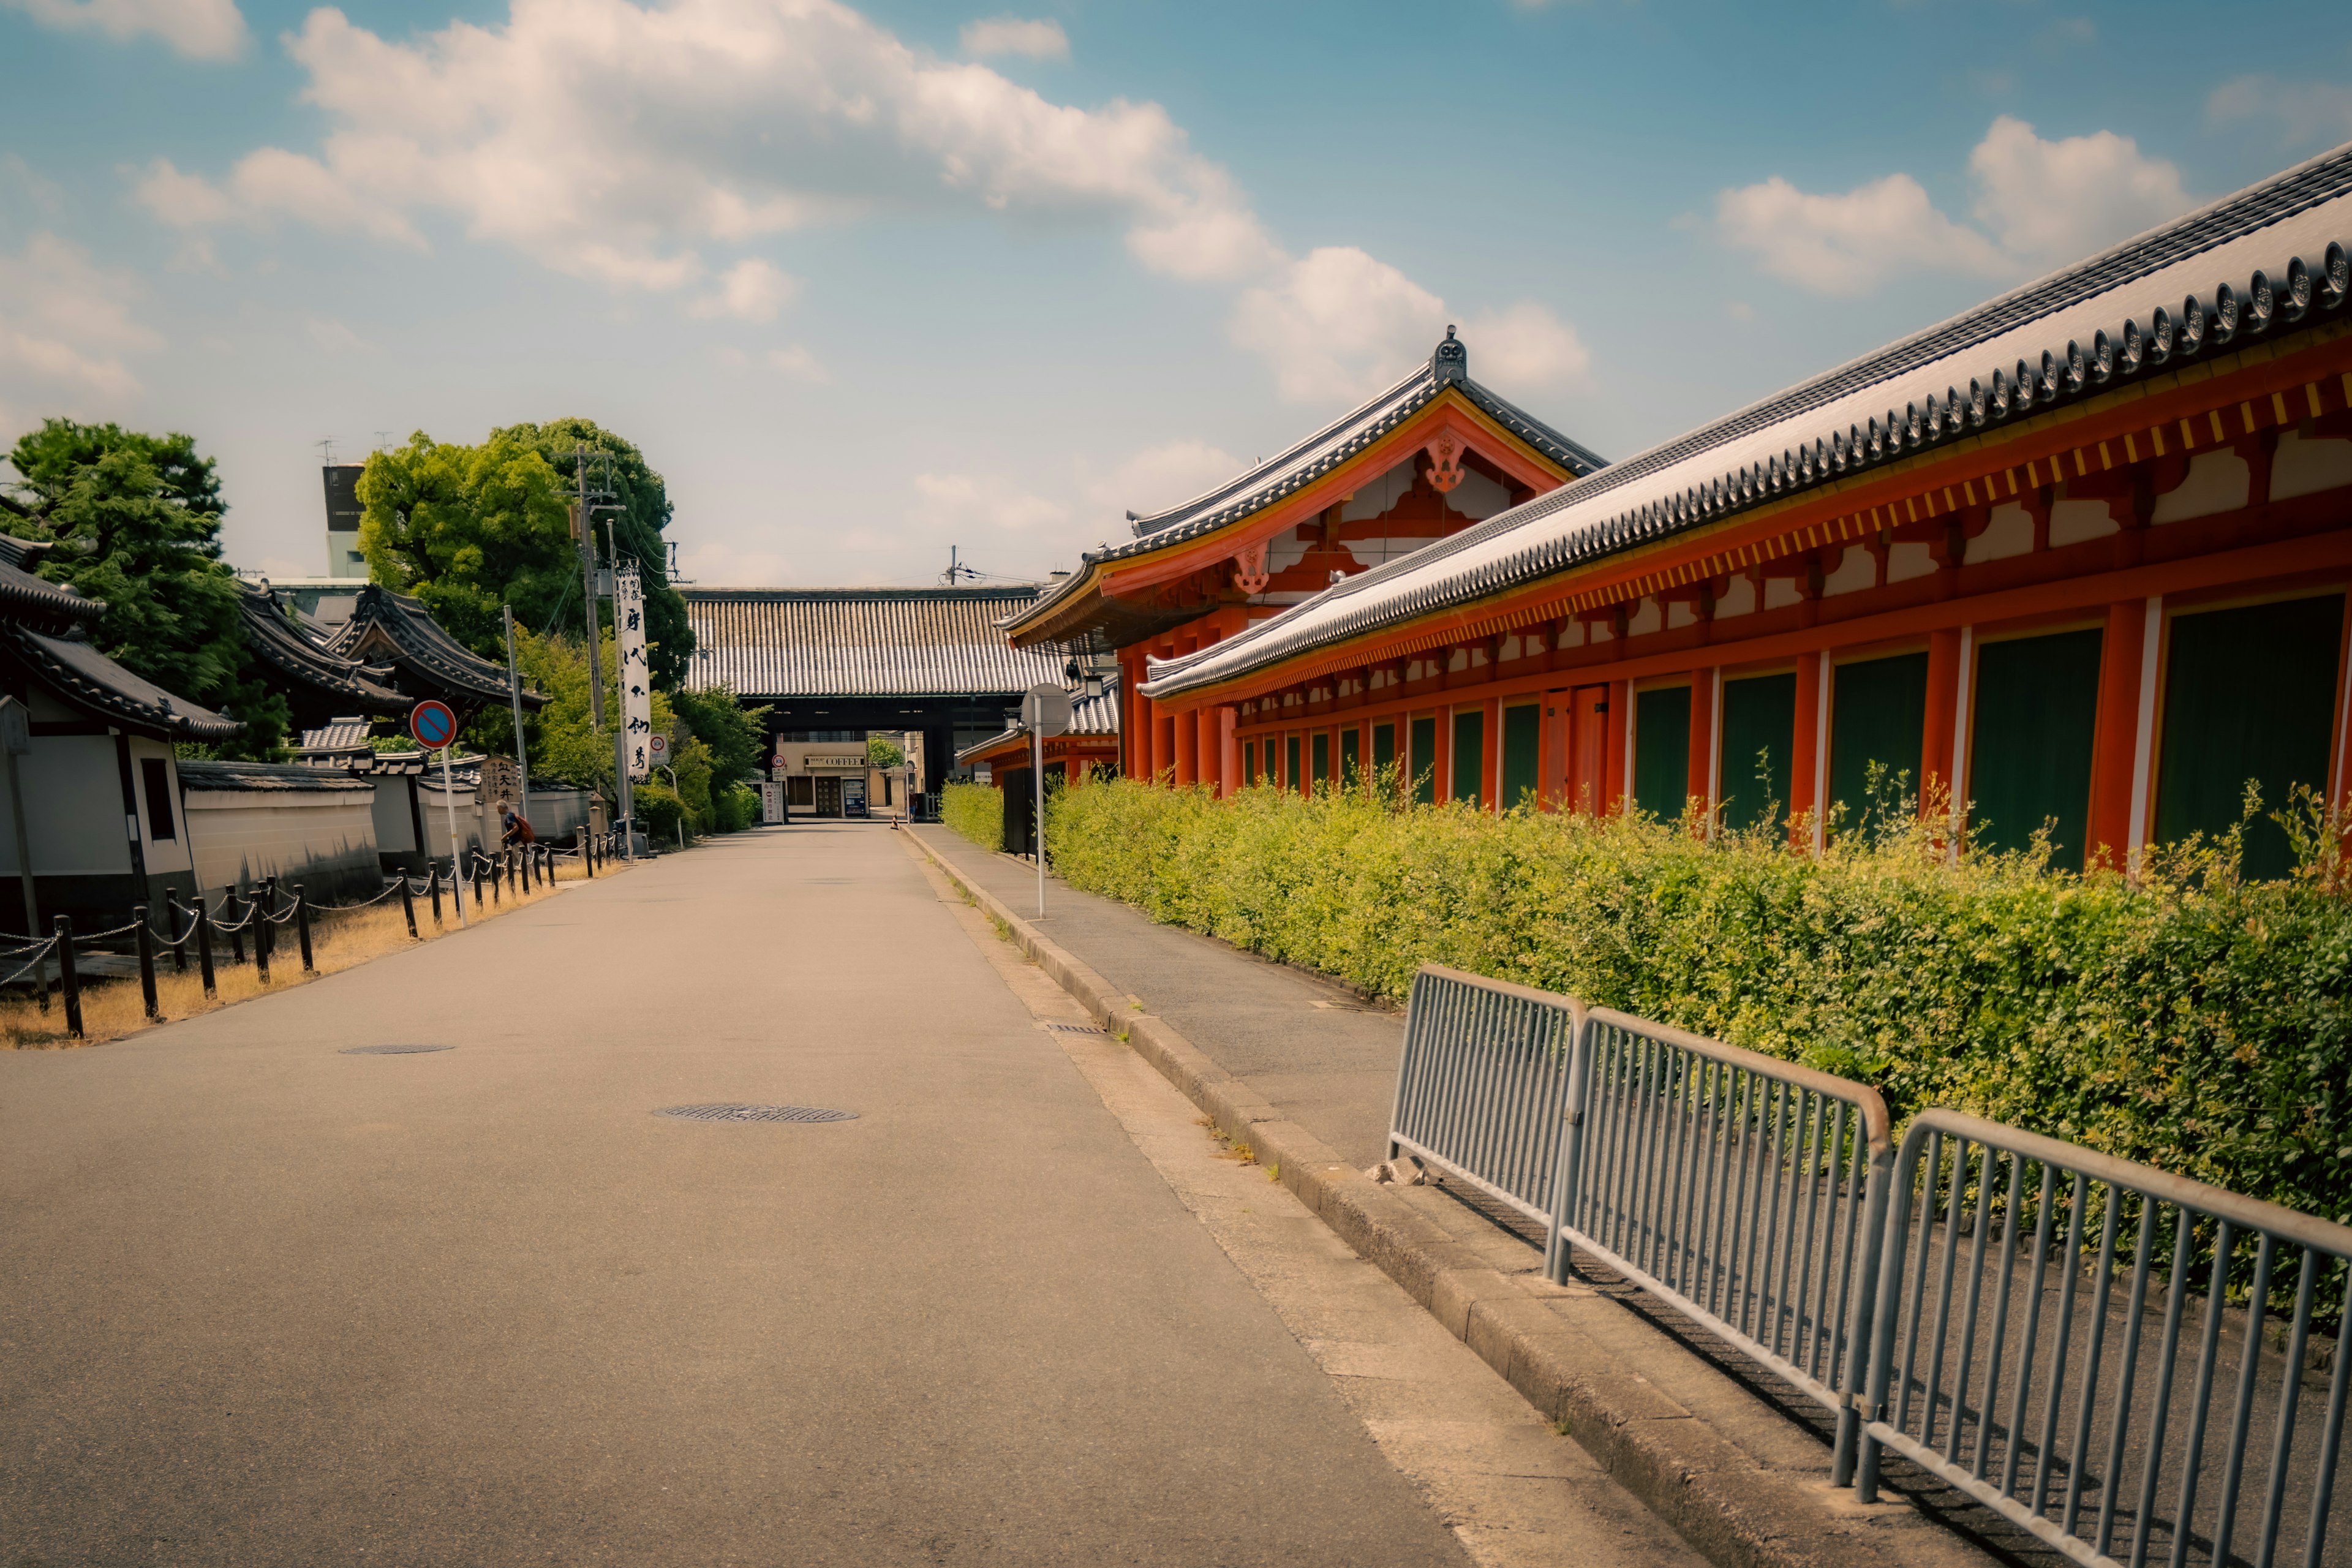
1047,778,2352,1222
942,781,1003,853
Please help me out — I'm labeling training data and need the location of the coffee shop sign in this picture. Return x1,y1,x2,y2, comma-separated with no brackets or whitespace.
786,752,867,772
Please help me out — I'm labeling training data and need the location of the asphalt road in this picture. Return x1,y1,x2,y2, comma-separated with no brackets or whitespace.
0,823,1477,1567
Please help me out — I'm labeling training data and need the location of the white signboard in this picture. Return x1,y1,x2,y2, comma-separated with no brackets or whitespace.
616,560,653,780
760,780,784,823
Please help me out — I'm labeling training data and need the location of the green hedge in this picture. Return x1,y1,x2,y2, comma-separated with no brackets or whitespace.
1046,778,2352,1224
942,781,1003,853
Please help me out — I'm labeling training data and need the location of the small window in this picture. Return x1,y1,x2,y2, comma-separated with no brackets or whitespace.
140,756,176,841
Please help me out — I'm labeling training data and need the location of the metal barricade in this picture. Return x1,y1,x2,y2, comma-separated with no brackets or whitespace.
1855,1110,2352,1568
1548,1009,1893,1477
1387,965,1581,1229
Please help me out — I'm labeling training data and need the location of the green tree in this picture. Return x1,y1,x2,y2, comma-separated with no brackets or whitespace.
355,430,573,660
1,419,287,758
671,684,771,794
496,418,695,689
867,733,906,770
354,417,695,690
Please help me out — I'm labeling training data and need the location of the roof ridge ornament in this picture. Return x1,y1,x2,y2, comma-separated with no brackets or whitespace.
1432,325,1466,386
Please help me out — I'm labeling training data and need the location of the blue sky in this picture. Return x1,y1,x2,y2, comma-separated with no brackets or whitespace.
2,0,2348,591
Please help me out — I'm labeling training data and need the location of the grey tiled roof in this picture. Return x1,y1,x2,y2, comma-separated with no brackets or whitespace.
0,558,96,632
1012,333,1608,638
239,583,409,712
1147,141,2352,700
178,758,374,794
953,671,1121,763
683,587,1068,699
324,585,545,710
10,628,242,741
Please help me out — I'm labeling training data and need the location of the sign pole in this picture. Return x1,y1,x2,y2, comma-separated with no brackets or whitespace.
441,743,467,927
503,603,530,830
1,698,42,997
1044,724,1054,921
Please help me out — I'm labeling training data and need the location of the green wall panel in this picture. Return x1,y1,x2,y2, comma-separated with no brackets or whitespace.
1340,726,1360,783
1634,685,1691,822
1830,652,1928,832
1969,628,2102,867
1502,703,1540,809
2156,594,2343,880
1311,731,1330,789
1719,673,1795,833
1452,709,1484,805
1285,734,1302,793
1409,717,1436,805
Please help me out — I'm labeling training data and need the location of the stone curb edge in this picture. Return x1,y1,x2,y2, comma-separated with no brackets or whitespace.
904,831,1956,1568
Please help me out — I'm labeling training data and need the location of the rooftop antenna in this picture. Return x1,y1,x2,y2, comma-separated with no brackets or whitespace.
372,430,393,452
316,438,336,467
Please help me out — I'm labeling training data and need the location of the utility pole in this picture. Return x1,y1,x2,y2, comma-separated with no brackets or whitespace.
503,603,530,830
573,444,604,729
605,513,638,859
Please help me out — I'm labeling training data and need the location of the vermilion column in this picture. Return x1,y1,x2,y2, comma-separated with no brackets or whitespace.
2085,600,2148,870
1172,701,1198,786
1792,650,1825,850
1218,707,1240,798
1605,678,1630,815
1194,706,1216,793
1922,628,1964,816
1686,666,1717,832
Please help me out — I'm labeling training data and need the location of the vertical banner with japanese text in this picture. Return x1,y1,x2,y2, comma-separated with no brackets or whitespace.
616,560,653,779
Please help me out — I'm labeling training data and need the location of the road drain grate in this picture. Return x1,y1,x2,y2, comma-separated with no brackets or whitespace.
1044,1022,1107,1036
342,1044,454,1055
657,1104,857,1123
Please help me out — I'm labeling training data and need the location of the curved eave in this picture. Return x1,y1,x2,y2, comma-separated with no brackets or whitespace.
239,590,410,712
1006,385,1593,650
10,629,242,741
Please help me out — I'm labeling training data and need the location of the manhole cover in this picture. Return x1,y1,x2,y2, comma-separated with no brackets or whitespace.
1044,1022,1106,1035
657,1104,857,1123
342,1044,454,1055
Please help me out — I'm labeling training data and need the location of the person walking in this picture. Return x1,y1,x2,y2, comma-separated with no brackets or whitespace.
500,803,536,848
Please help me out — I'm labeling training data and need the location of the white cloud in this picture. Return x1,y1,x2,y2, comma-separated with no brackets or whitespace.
1966,116,2188,266
1231,246,1444,402
912,471,1069,532
1459,301,1591,398
2208,75,2352,151
1716,116,2192,296
1083,438,1241,517
4,0,244,60
135,152,424,248
960,16,1068,61
1716,172,2007,295
679,538,796,583
766,344,829,382
0,232,158,407
690,258,800,322
144,0,1272,296
302,315,369,353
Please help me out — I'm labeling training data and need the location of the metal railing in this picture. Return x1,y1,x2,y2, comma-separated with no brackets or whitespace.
1855,1110,2352,1568
1548,1009,1893,1476
1387,965,1580,1227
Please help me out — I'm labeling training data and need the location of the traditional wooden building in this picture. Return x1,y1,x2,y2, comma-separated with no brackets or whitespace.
682,586,1069,805
1140,146,2352,880
322,584,546,724
0,538,240,928
956,671,1121,855
1001,330,1606,785
238,581,409,734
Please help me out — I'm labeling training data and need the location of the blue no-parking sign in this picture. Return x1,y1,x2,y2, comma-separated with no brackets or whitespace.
410,699,458,750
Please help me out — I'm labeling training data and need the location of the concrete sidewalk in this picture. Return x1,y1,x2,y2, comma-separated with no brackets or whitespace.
1,823,1489,1566
913,825,1405,1167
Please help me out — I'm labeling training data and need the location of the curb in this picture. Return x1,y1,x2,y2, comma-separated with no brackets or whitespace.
905,829,1991,1568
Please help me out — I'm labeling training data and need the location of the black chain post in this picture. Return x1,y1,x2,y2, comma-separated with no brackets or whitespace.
295,884,314,973
53,916,81,1039
489,852,500,907
399,871,418,938
165,895,187,974
194,895,216,998
472,856,484,911
225,890,246,965
134,904,159,1021
254,879,274,986
428,862,443,927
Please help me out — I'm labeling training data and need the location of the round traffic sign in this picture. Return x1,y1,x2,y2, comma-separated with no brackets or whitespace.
409,699,458,750
647,731,669,764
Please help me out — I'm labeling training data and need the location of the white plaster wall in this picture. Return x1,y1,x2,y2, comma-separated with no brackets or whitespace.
1887,541,1939,582
1822,547,1877,596
370,777,419,854
2151,449,2248,524
1339,458,1422,521
2272,428,2352,502
1714,576,1757,619
126,736,191,876
1973,504,2035,562
0,736,129,876
2048,497,2119,546
184,790,379,895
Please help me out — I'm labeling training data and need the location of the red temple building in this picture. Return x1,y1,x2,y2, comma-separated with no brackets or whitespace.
1001,329,1607,790
1135,146,2352,880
